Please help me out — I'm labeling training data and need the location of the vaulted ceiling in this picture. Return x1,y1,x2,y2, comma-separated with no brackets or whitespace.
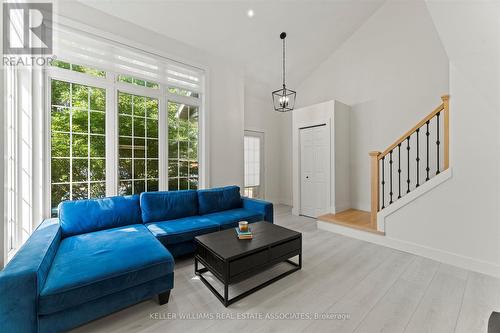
78,0,385,98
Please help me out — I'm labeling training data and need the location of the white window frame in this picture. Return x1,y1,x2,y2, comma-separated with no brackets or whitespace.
5,66,19,259
166,99,201,191
244,130,265,199
44,64,205,217
115,80,162,195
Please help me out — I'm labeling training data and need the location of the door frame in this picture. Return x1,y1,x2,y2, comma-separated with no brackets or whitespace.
291,100,336,217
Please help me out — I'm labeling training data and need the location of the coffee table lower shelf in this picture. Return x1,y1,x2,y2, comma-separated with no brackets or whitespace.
194,254,301,307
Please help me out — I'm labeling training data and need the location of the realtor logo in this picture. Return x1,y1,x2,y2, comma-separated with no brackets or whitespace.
3,2,53,55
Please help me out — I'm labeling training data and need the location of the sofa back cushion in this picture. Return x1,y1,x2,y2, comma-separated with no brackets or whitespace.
58,195,142,238
140,190,198,223
197,186,242,215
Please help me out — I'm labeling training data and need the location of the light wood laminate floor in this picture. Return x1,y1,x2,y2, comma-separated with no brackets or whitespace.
71,206,500,333
318,209,382,234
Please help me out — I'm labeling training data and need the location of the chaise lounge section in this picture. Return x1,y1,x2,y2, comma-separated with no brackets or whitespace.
0,186,273,333
0,195,175,333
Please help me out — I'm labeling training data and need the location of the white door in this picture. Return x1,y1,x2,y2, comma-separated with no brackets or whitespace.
300,125,330,218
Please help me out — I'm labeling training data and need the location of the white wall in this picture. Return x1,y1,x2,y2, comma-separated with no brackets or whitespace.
243,92,286,203
385,64,500,276
280,113,293,206
56,1,245,189
382,1,500,276
208,64,245,188
293,0,449,211
334,101,351,212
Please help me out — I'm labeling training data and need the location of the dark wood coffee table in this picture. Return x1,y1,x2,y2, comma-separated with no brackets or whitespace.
194,221,302,307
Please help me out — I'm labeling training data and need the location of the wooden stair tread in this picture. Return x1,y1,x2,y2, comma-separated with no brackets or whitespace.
317,209,384,235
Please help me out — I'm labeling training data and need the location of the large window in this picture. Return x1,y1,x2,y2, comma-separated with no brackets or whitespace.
4,26,206,263
168,101,199,191
118,92,159,195
47,59,204,215
50,79,106,215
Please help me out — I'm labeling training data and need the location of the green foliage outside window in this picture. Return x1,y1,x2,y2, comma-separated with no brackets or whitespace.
168,101,198,190
49,64,201,213
118,75,159,89
168,86,199,98
52,60,106,78
51,79,106,216
118,92,159,195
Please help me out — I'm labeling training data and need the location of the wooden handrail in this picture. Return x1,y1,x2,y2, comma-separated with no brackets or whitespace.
379,96,448,159
369,95,450,229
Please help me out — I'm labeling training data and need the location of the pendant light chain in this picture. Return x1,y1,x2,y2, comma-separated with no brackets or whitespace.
282,37,286,88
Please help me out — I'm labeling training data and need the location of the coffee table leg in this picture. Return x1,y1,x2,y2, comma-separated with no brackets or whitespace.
194,256,198,273
224,283,229,307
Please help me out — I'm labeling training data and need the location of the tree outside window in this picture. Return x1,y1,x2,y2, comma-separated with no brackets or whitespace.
168,101,198,190
50,79,106,216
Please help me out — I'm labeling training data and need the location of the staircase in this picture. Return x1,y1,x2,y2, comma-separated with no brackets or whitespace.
369,95,450,231
318,95,450,234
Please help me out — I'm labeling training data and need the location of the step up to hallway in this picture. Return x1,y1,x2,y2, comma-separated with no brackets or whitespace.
317,209,384,235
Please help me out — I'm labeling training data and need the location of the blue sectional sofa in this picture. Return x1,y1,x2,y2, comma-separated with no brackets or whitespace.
0,186,273,333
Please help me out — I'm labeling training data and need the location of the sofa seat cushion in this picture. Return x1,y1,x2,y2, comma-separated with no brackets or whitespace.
39,224,173,315
204,208,264,229
146,216,220,245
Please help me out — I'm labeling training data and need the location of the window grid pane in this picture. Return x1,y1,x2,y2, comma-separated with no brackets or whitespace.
244,136,261,187
118,75,159,89
51,60,106,78
50,78,202,215
118,92,159,195
168,86,199,98
50,80,106,216
168,101,198,191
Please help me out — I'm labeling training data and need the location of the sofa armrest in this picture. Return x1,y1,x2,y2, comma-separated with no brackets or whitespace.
242,197,274,223
0,218,61,333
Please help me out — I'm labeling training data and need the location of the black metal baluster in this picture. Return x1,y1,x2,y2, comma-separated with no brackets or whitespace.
426,121,430,181
416,128,420,187
436,112,441,175
381,156,385,209
389,150,393,204
398,143,402,199
406,136,410,193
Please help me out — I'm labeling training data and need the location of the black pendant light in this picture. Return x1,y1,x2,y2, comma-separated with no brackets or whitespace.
272,32,296,112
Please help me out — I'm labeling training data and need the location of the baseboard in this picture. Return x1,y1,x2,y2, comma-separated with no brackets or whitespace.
318,220,500,278
332,203,351,214
265,197,280,205
377,168,453,232
278,197,293,207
